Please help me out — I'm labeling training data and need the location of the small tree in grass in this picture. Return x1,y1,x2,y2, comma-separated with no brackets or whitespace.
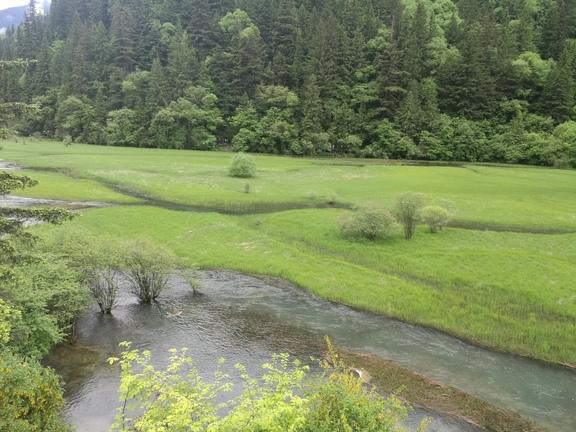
229,152,256,178
393,192,424,240
339,207,395,241
421,206,450,233
122,242,177,303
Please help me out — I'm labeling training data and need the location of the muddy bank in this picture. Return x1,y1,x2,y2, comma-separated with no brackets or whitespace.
340,350,545,432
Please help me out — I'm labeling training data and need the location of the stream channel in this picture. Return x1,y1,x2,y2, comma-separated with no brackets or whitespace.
45,271,576,432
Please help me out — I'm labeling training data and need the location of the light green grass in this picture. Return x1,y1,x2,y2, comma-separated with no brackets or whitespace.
3,139,576,228
16,170,142,204
3,139,576,365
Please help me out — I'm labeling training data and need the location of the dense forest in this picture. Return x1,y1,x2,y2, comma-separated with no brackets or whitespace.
1,0,576,166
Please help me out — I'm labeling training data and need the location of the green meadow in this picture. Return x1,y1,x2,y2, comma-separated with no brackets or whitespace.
2,139,576,366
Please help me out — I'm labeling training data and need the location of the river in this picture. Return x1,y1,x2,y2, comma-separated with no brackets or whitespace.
47,271,576,432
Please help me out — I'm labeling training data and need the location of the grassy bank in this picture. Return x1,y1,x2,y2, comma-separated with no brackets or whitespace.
2,139,576,366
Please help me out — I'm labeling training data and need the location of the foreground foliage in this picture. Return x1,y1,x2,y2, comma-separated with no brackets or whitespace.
0,169,84,430
109,340,412,432
0,351,69,432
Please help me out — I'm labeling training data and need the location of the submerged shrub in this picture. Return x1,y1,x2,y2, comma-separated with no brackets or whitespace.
86,269,118,314
339,207,394,241
393,192,425,240
122,243,176,303
58,233,122,314
420,206,450,233
229,152,256,178
182,268,202,295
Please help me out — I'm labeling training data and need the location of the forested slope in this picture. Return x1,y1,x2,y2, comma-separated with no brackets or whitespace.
1,0,576,166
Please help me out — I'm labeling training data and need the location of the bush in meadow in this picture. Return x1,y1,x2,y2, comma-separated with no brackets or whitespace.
229,152,256,178
339,207,395,241
393,193,425,240
420,206,450,233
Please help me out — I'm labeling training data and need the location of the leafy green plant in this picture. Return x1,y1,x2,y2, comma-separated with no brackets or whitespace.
0,351,69,432
229,152,256,178
325,193,339,205
420,206,450,233
304,338,410,432
109,340,415,432
182,268,202,295
0,170,80,431
339,207,395,241
55,233,123,314
105,108,139,147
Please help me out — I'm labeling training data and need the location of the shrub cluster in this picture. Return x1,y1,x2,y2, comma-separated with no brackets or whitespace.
61,233,199,313
339,193,452,241
87,269,118,314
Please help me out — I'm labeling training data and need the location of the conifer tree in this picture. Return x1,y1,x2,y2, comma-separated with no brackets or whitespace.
540,40,576,122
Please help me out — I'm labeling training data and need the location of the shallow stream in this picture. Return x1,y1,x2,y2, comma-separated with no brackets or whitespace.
47,271,576,432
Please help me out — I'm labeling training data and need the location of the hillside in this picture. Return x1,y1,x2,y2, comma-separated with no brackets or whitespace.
0,0,575,166
0,6,26,33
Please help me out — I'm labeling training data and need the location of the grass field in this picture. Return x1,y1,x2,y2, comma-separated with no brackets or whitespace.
2,139,576,366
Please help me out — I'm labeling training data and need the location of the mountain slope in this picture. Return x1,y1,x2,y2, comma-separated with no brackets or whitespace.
0,1,50,32
0,6,27,32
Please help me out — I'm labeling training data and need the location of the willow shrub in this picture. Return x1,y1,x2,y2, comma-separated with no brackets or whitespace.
393,193,425,240
86,269,119,314
122,241,178,304
109,340,417,432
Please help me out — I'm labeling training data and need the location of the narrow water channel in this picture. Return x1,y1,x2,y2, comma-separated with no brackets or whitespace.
47,271,575,432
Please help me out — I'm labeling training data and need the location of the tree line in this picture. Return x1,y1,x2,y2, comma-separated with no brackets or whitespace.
1,0,576,167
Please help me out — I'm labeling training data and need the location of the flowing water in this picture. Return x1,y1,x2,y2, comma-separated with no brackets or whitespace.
47,271,576,432
0,159,21,170
0,195,107,209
